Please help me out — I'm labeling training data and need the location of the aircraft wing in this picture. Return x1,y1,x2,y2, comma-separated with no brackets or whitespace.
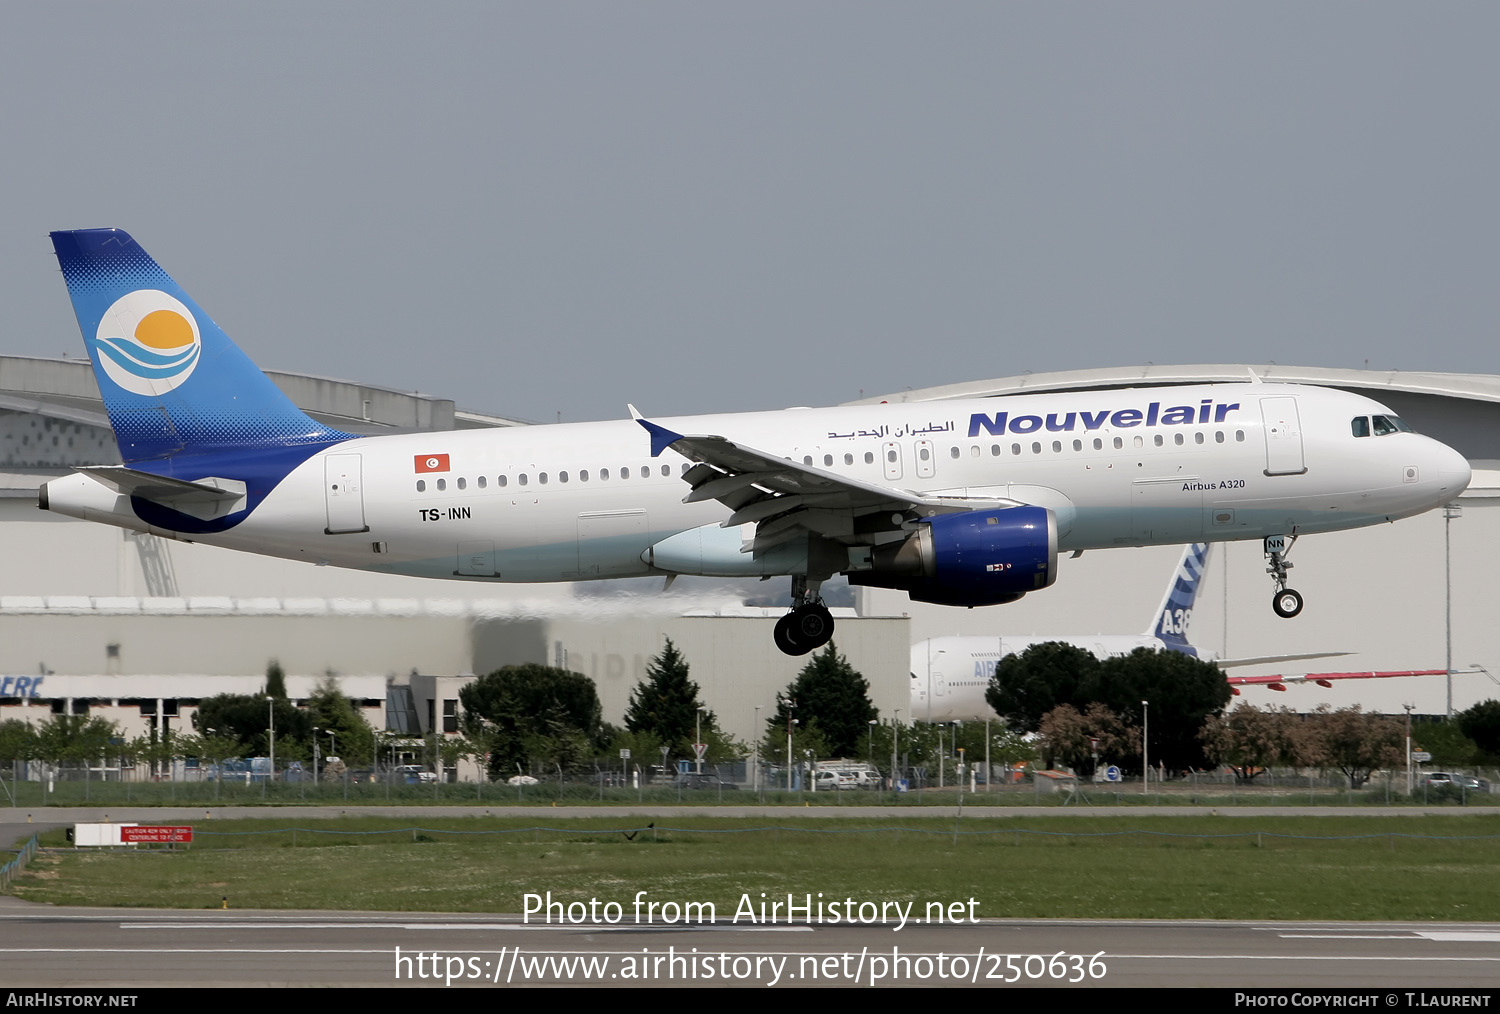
636,418,1016,555
1225,669,1447,694
1215,651,1353,669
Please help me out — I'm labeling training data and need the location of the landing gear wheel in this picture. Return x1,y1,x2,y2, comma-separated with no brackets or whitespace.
792,604,835,652
773,613,805,656
773,604,835,656
1272,588,1304,619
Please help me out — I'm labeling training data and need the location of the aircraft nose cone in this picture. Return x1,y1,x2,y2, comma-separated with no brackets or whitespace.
1435,443,1471,496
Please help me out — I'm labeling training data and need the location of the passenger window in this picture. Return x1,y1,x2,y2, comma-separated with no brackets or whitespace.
1352,417,1370,438
919,447,931,461
1051,440,1061,453
519,474,528,486
1174,433,1184,446
600,469,609,480
864,451,874,464
804,455,813,465
1093,438,1103,451
621,467,630,479
1215,431,1225,443
844,453,854,465
970,445,980,458
1235,430,1245,442
681,463,690,474
477,475,487,488
498,475,508,487
824,454,833,466
559,471,568,483
457,477,467,490
416,480,426,492
436,478,447,491
539,473,548,485
1031,442,1041,454
1012,443,1021,455
1113,437,1123,449
1153,434,1163,447
1133,435,1143,448
1072,439,1082,451
991,444,1001,456
887,450,897,463
580,470,589,481
1195,432,1205,444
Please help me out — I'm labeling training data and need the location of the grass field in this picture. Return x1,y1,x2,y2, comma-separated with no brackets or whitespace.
10,815,1500,921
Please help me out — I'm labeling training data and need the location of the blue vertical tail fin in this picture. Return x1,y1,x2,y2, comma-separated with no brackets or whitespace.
1146,543,1211,654
49,228,349,465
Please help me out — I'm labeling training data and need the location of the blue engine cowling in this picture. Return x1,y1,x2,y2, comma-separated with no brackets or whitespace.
846,505,1058,607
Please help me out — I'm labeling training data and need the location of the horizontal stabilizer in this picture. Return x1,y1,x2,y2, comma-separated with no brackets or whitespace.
75,466,247,521
1215,651,1352,669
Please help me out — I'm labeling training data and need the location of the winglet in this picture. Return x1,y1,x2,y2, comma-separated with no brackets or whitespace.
636,418,684,457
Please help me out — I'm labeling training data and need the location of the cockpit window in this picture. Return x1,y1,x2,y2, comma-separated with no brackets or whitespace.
1371,414,1411,436
1352,417,1370,438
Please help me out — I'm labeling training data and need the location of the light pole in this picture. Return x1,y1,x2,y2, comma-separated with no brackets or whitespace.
1445,504,1461,718
1141,700,1149,796
695,707,704,774
867,720,878,765
1404,702,1414,795
985,718,991,792
265,696,275,785
892,710,901,791
753,705,762,794
312,727,321,784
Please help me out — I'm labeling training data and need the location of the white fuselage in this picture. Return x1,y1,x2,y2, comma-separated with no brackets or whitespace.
44,383,1470,588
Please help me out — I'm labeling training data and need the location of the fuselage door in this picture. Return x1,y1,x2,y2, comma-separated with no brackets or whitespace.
914,439,936,479
1260,397,1307,476
324,453,368,534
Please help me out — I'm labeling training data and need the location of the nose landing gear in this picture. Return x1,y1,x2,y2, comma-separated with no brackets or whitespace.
774,575,835,656
1265,533,1303,618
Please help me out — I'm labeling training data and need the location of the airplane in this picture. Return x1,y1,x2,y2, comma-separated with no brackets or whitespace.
911,542,1449,722
39,229,1472,656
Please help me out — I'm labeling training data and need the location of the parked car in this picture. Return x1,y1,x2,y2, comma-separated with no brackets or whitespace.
1422,772,1453,787
396,764,438,784
673,773,738,791
506,774,540,786
1457,775,1491,793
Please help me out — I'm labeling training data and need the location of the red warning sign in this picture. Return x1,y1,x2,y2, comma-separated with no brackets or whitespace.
120,826,193,843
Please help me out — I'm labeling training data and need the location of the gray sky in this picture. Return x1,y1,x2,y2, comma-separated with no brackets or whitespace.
2,4,1497,423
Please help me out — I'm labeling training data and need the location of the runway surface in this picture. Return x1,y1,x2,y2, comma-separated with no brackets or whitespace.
0,902,1495,988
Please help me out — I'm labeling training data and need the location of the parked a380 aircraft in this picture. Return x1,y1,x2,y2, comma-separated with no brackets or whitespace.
41,230,1472,655
911,543,1448,723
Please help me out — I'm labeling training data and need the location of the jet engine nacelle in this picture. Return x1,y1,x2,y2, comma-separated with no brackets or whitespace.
847,505,1058,607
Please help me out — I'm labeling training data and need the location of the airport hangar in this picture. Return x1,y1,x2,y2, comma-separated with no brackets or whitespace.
0,355,1495,770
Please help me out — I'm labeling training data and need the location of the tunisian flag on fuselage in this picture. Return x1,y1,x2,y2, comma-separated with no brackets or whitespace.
415,454,450,473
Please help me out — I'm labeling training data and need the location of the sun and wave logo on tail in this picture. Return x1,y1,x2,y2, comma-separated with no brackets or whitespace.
89,289,202,396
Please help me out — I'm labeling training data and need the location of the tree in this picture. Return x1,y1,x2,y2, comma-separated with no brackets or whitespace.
1457,700,1500,762
0,720,36,765
193,693,310,756
1036,703,1139,774
35,715,118,767
1301,706,1405,789
766,642,877,758
623,639,735,760
265,659,288,700
1410,718,1479,768
1084,648,1232,772
984,642,1102,734
459,664,605,780
1200,704,1306,782
304,675,375,765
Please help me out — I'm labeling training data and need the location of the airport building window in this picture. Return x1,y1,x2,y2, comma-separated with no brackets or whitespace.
416,480,426,492
442,699,458,734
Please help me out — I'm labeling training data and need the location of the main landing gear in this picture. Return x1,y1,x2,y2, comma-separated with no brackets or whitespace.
1265,533,1304,619
774,575,835,656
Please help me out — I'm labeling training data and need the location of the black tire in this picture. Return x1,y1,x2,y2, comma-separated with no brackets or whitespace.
793,604,835,650
1272,588,1304,619
773,613,805,655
